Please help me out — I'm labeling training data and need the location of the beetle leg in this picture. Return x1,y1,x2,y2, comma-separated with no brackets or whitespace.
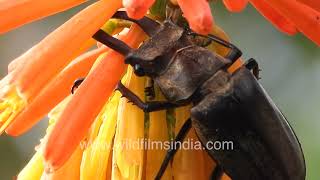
112,11,160,37
116,81,179,112
71,77,85,94
155,118,192,180
245,58,261,79
93,29,133,56
210,165,224,180
187,31,242,63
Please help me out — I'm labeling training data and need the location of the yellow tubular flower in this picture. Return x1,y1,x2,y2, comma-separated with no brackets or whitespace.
41,146,83,180
106,151,114,179
17,151,44,180
17,96,72,180
112,67,146,180
80,92,122,180
207,26,231,58
146,88,172,179
0,86,27,133
172,106,215,179
205,25,245,74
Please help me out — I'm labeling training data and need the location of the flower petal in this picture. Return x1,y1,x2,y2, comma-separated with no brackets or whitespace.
207,25,231,58
227,59,244,74
297,0,320,12
17,96,71,180
5,47,108,136
0,0,87,34
0,85,27,134
0,38,96,135
11,0,122,100
222,174,232,180
17,151,44,180
205,25,244,74
173,106,215,179
250,0,298,35
177,0,214,35
267,0,320,46
146,90,172,179
223,0,248,12
113,67,145,179
8,38,96,75
44,25,146,171
42,146,83,180
80,92,121,180
123,0,155,19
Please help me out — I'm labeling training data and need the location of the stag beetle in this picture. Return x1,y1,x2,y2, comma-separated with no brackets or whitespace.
73,10,306,180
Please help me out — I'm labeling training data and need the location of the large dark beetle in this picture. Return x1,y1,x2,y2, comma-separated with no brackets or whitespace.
76,10,306,180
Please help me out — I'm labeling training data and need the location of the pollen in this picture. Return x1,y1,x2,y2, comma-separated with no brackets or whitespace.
0,85,27,133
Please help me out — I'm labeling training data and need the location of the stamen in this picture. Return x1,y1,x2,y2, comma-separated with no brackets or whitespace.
0,85,27,134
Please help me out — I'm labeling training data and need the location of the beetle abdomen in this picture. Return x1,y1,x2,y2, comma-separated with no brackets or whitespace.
191,68,305,180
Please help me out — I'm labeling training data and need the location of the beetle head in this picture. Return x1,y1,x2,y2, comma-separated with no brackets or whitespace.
124,53,157,76
124,21,186,77
93,11,189,77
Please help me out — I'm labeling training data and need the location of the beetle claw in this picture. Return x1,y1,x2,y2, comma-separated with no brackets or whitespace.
71,78,85,94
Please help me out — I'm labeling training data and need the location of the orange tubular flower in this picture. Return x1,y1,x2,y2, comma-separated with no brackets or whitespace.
223,0,248,12
7,38,95,74
12,0,122,99
297,0,320,12
0,0,122,134
5,47,108,136
0,0,87,34
249,0,298,35
267,0,320,46
44,25,146,171
123,0,155,19
122,0,319,45
6,20,126,136
0,38,94,134
177,0,214,35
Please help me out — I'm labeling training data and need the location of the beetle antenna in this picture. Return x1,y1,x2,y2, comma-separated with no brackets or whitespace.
187,31,243,63
112,11,160,36
93,29,133,56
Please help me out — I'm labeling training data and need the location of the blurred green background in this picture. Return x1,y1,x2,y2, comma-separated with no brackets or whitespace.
0,1,319,180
